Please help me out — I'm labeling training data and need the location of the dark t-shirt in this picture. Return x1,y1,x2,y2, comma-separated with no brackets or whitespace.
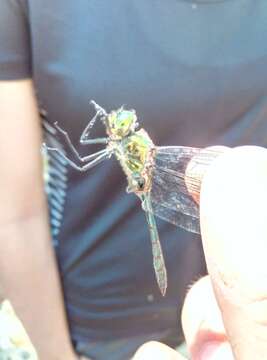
1,0,267,357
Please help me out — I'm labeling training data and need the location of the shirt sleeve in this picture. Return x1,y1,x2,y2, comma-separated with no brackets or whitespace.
0,0,31,80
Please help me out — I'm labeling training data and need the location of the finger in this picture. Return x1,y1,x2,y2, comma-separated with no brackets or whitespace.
182,275,234,359
133,341,186,360
199,146,267,359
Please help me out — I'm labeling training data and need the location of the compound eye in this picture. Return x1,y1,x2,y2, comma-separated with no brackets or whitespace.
118,111,136,129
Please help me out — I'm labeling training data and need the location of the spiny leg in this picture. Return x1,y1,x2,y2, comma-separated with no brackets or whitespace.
140,193,167,296
54,122,108,161
80,101,108,144
43,143,112,172
74,150,112,171
90,100,108,116
80,136,109,146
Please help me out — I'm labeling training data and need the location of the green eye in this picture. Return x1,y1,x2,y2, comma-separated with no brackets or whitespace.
117,111,134,128
108,109,137,138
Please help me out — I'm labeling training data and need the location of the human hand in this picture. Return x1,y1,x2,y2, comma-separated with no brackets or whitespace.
134,146,267,359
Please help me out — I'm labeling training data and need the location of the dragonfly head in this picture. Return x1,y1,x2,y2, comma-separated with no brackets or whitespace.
107,108,137,139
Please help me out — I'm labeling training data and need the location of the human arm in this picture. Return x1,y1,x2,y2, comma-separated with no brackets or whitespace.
0,79,78,360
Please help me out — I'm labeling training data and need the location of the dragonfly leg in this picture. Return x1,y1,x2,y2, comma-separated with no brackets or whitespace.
80,101,108,144
75,151,111,171
80,136,109,146
90,100,108,117
43,143,112,172
53,122,108,161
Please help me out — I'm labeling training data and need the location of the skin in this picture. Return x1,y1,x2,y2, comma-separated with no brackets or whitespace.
134,146,267,359
0,79,81,360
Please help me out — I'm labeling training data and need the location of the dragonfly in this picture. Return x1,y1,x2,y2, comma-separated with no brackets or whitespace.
43,101,223,296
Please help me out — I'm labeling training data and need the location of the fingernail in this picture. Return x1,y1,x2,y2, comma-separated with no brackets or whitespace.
198,341,234,360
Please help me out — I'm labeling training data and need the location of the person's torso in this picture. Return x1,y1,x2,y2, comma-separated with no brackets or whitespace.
25,0,267,343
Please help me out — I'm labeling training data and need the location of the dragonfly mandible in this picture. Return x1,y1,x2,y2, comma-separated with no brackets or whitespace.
43,101,223,295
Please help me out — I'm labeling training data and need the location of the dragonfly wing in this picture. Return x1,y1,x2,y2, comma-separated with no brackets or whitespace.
150,200,200,234
150,145,224,232
141,193,167,296
151,166,199,218
148,145,214,233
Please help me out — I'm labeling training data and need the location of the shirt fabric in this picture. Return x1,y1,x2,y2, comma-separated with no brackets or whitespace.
1,1,267,359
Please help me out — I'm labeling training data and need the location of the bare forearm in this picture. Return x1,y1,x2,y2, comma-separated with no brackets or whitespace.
0,210,77,360
0,80,78,359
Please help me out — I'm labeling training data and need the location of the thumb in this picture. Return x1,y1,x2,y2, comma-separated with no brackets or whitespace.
199,146,267,359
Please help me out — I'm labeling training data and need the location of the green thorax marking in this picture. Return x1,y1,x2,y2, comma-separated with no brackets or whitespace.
122,130,153,172
115,129,155,193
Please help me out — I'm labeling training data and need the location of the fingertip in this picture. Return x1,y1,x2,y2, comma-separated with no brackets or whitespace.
133,341,185,360
182,276,226,353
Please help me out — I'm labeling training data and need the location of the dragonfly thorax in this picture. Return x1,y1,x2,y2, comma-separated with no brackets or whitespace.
114,129,155,194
